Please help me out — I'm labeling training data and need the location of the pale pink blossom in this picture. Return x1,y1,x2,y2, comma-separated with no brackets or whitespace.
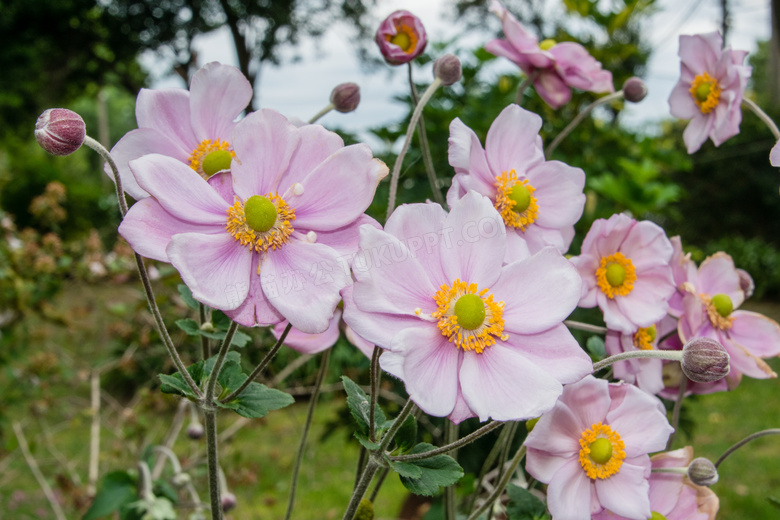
667,236,697,318
119,109,387,333
668,32,751,154
447,104,585,257
526,376,673,520
375,10,427,66
342,192,592,423
485,0,613,108
570,214,675,334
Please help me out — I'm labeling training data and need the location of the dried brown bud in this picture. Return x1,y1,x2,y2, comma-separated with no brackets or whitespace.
687,457,719,486
433,54,462,86
622,77,648,103
35,108,86,156
331,82,361,113
681,337,730,383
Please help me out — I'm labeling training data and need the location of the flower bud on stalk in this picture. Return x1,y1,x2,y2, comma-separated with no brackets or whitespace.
331,83,361,113
433,54,462,86
35,108,86,156
681,337,730,383
687,457,719,486
622,77,648,103
221,491,237,512
186,423,205,440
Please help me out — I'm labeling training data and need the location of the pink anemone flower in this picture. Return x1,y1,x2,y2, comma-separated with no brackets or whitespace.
485,0,613,108
447,104,586,258
592,447,719,520
525,376,673,520
375,10,427,66
109,62,252,200
342,191,592,423
571,214,675,334
668,31,752,154
119,109,387,333
678,252,780,385
273,307,374,357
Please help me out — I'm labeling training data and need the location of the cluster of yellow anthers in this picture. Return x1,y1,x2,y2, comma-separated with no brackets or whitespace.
632,326,656,350
431,279,507,354
188,138,236,179
578,422,626,480
596,252,637,299
493,170,539,231
689,72,722,115
225,193,295,254
701,293,735,331
386,22,418,54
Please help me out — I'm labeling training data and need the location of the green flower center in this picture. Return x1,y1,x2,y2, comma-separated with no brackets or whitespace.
508,184,532,213
605,262,626,287
390,32,412,51
650,513,668,520
244,195,277,233
453,293,486,330
539,38,557,51
201,149,233,177
711,293,733,317
647,324,657,341
694,82,713,103
588,438,613,464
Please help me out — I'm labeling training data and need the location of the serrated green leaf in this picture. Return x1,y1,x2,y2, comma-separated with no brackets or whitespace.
354,431,381,450
177,284,200,310
198,329,252,347
175,318,201,336
387,457,423,479
158,373,195,399
394,414,417,453
341,376,387,436
396,443,464,496
506,484,548,520
82,471,137,520
219,381,294,418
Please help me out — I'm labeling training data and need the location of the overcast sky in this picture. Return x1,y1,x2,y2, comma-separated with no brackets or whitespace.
140,0,772,146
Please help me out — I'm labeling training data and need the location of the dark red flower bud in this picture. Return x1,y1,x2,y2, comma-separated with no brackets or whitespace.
331,83,361,113
622,77,648,103
433,54,462,86
35,109,86,156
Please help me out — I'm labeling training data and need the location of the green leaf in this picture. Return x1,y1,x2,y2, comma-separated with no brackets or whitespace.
394,414,417,453
341,376,387,436
354,431,381,450
177,284,200,310
219,380,294,418
211,310,231,328
175,318,201,336
82,471,138,520
586,336,606,360
158,358,205,400
387,457,423,479
396,443,464,496
506,484,549,520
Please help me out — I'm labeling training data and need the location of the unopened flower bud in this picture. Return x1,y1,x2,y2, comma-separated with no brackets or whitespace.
681,337,730,383
35,108,86,156
355,498,375,520
622,77,648,103
433,54,462,86
331,83,361,113
186,423,204,440
221,491,237,512
172,472,192,488
687,457,719,486
736,268,754,299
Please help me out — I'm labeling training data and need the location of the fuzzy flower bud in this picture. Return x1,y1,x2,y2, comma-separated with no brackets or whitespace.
331,83,361,113
375,10,427,65
186,423,204,440
681,337,730,383
687,457,719,486
35,108,86,156
433,54,462,86
736,268,755,299
622,77,648,103
221,492,237,512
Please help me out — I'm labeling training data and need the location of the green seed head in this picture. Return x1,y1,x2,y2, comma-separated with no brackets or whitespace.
539,38,557,51
508,184,532,213
711,293,733,317
695,82,713,103
201,150,233,177
244,195,277,233
589,438,613,464
647,324,657,342
454,294,486,330
605,262,626,287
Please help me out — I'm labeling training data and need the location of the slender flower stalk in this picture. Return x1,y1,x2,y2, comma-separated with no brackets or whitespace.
465,421,516,513
83,134,202,398
221,323,292,403
309,104,335,124
545,90,625,158
515,71,539,104
742,97,780,140
369,345,381,443
445,421,459,520
386,77,443,220
592,349,683,371
466,444,527,520
369,466,390,502
667,376,688,450
285,349,332,520
389,421,503,462
715,428,780,467
204,410,222,520
199,303,211,359
408,63,445,206
205,321,240,403
564,320,608,334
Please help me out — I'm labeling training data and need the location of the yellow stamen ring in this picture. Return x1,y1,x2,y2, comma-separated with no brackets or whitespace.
578,422,626,480
431,279,507,354
689,72,721,115
633,325,657,351
494,170,539,231
596,252,636,299
225,193,295,254
387,23,418,53
189,138,236,179
701,293,734,331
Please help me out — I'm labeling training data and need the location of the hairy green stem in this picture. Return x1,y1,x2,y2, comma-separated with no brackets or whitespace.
205,321,239,404
445,421,459,520
466,444,527,520
309,103,335,124
204,410,223,520
742,97,780,140
715,428,780,468
564,320,608,334
515,71,539,104
390,421,503,462
369,345,381,443
592,349,683,372
666,376,688,450
369,466,390,502
545,90,625,159
466,422,515,512
199,303,211,360
408,63,445,206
